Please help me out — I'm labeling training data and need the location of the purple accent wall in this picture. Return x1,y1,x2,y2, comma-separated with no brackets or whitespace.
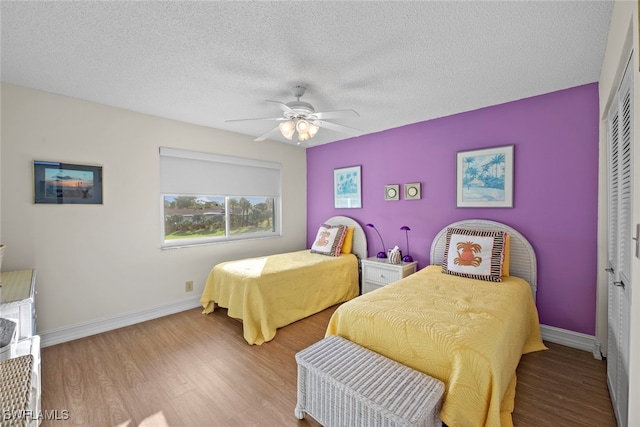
306,83,599,335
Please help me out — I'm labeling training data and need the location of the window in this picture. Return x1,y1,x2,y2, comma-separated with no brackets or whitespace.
159,147,281,247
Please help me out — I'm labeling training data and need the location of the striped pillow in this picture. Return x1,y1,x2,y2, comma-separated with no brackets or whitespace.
442,227,506,282
311,224,348,257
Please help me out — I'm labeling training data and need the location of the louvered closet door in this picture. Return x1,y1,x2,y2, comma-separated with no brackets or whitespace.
607,93,620,418
606,54,633,427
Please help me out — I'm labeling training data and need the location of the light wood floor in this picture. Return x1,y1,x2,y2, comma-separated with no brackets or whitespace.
40,305,616,427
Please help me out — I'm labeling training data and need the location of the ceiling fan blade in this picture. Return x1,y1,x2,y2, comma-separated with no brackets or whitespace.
225,117,286,123
266,100,297,115
312,120,363,135
254,125,282,142
309,109,360,120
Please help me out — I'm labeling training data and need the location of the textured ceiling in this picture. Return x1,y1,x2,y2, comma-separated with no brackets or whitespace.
1,1,613,147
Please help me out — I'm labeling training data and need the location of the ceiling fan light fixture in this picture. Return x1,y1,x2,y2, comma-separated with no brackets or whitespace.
278,120,295,140
229,86,360,144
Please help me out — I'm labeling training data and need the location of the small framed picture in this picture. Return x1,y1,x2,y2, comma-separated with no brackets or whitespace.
33,160,103,204
334,165,362,208
405,183,421,200
385,185,400,201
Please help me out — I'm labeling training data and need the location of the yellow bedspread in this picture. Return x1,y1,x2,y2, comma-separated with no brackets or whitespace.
325,265,546,427
200,250,359,345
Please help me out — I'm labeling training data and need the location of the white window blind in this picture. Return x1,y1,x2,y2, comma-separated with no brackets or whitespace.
159,147,281,197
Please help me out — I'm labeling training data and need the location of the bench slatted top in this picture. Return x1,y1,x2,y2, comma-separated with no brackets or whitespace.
296,335,444,424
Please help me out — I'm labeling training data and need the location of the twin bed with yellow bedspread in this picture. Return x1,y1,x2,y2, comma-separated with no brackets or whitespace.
326,219,546,427
199,216,367,345
201,249,359,345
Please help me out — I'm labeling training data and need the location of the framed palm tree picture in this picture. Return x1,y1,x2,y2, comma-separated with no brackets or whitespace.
456,145,514,208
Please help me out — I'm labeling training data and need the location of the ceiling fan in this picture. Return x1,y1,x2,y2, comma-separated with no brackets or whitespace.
226,85,362,144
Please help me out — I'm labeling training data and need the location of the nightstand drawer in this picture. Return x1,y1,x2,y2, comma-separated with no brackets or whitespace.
363,265,401,285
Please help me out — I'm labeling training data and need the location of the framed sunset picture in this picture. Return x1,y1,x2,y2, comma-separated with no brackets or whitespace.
34,160,103,204
456,145,513,208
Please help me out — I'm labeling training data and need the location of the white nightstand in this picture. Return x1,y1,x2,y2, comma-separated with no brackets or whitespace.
360,257,418,294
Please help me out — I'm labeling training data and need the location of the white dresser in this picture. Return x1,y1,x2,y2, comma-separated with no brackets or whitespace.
0,269,41,426
0,269,37,339
361,257,418,294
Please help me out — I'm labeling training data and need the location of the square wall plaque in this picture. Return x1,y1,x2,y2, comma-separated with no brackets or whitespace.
405,183,421,200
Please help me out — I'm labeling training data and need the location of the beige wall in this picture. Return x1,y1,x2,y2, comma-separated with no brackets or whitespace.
598,1,639,425
0,84,3,245
0,83,307,335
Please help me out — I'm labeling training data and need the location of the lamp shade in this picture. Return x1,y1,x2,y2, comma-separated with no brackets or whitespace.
279,121,295,140
298,131,310,142
296,119,310,133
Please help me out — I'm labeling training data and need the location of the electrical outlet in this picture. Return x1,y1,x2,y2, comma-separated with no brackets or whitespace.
185,280,193,292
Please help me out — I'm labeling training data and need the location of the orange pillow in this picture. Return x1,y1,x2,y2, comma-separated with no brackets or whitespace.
502,234,510,276
340,227,355,254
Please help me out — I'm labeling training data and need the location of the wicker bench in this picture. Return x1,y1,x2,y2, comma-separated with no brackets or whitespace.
295,335,444,427
0,355,34,427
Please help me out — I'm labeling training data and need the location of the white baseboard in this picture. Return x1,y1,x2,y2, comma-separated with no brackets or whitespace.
540,324,602,360
39,297,201,348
